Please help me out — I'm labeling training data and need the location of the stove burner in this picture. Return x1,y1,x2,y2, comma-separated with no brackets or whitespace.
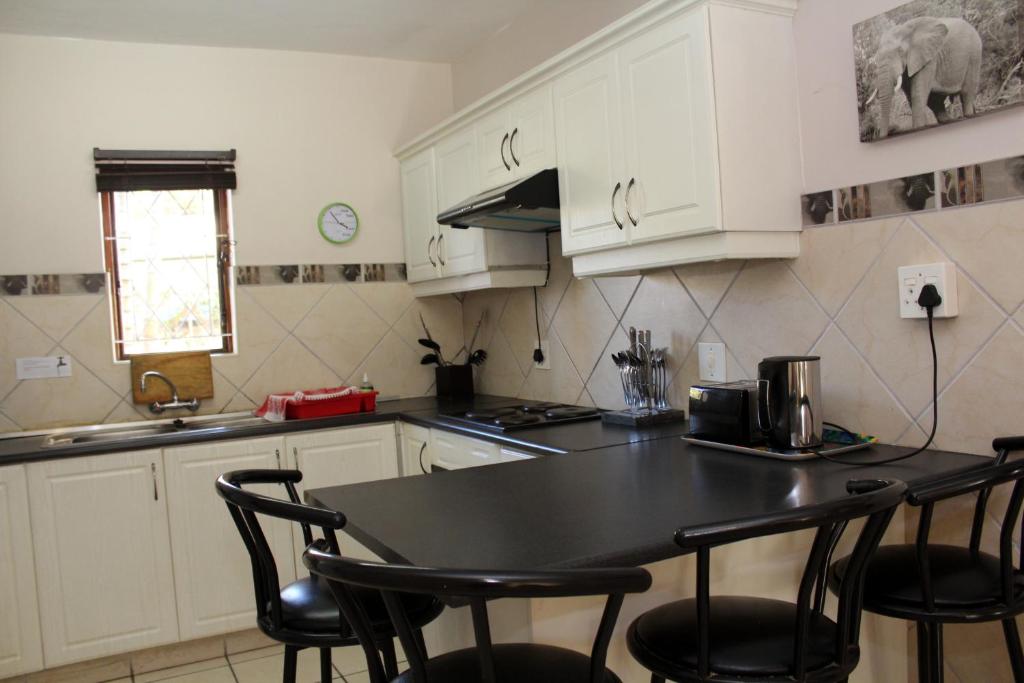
464,408,519,420
442,402,601,432
545,407,599,419
493,414,542,427
521,402,565,413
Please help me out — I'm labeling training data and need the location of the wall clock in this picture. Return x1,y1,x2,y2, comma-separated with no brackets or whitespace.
318,202,359,244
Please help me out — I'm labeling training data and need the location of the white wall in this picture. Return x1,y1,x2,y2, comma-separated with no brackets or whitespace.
0,33,453,273
449,0,647,109
794,0,1024,191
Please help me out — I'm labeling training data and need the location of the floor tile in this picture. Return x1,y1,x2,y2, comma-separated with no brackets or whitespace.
230,648,342,682
227,645,283,665
136,658,231,682
139,663,235,683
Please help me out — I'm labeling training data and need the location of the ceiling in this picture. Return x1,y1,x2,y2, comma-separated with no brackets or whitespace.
0,0,546,62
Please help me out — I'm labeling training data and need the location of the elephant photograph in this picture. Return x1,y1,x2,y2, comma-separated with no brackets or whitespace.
854,0,1024,142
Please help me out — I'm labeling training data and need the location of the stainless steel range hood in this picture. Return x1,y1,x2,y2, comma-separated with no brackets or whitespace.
437,168,560,232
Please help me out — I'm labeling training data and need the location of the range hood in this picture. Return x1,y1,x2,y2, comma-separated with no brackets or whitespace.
437,168,560,232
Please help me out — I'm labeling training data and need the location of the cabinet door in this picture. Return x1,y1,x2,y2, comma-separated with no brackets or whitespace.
0,466,43,677
499,447,537,463
286,425,400,563
28,451,178,666
619,8,719,244
164,437,295,641
429,430,501,470
553,52,628,255
435,128,486,277
509,85,556,179
400,423,431,477
401,148,441,283
476,108,514,190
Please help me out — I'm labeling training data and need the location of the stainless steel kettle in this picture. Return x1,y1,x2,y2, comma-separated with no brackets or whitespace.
757,356,823,450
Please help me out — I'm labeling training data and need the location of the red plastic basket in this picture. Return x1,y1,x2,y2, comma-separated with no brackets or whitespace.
284,391,378,420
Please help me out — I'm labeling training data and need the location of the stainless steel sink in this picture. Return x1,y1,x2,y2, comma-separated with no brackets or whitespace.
39,414,269,448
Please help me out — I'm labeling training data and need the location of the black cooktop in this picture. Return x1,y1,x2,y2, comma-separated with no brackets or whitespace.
441,402,601,432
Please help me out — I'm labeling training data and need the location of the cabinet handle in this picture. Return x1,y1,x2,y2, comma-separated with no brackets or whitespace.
418,442,429,475
625,177,639,227
500,132,511,171
151,463,159,501
611,182,624,230
437,234,446,266
275,448,281,468
509,128,520,167
427,235,437,267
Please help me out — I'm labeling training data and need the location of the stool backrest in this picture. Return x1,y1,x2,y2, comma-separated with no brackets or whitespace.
304,547,652,683
907,436,1024,611
215,469,346,632
673,478,907,681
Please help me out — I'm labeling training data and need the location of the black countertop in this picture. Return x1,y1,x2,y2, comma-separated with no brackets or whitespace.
0,395,688,465
306,439,991,571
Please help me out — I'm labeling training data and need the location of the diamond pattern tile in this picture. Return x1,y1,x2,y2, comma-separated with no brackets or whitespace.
294,285,388,379
916,202,1024,313
789,218,900,316
622,270,706,371
810,325,912,443
837,222,1004,417
240,336,342,402
8,294,102,344
593,275,640,318
519,330,584,405
537,232,573,328
673,260,742,318
348,330,434,398
0,299,56,400
350,282,415,327
462,288,509,352
474,328,526,397
215,288,289,389
246,284,329,331
0,410,20,432
552,278,619,381
393,296,464,365
711,261,829,378
499,289,548,372
61,297,132,393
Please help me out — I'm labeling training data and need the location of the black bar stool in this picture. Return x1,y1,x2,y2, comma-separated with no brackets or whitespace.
216,469,444,683
626,478,907,682
829,436,1024,682
303,544,653,683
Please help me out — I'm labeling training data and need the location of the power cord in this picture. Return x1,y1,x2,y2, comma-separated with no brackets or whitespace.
817,283,941,466
532,287,545,364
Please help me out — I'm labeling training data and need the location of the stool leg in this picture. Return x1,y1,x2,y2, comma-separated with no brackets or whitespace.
380,638,399,679
650,675,666,683
283,645,298,683
1002,619,1024,683
319,647,332,683
926,622,944,683
916,622,930,683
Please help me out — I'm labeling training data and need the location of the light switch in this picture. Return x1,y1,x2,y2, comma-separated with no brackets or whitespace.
16,355,72,380
698,342,726,382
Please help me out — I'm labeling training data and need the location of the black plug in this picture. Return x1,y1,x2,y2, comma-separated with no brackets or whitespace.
917,283,942,311
533,347,545,364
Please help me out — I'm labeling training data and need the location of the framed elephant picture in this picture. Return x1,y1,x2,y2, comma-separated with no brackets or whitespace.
853,0,1024,142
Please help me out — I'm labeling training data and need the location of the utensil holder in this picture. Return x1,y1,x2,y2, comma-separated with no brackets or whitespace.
435,365,474,399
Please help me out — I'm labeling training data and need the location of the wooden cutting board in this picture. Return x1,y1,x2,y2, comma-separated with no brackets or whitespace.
130,352,214,404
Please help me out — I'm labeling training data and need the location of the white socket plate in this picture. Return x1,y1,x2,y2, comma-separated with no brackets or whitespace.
897,262,959,319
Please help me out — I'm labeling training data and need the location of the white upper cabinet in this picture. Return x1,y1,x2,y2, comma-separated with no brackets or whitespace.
163,437,295,641
401,148,441,283
618,8,717,245
0,466,43,678
435,128,487,277
28,451,179,667
396,0,801,279
553,51,627,255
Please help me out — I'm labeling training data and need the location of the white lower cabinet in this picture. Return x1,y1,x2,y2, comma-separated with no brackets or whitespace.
0,465,44,677
429,430,501,470
285,424,400,563
27,451,179,667
163,437,296,641
500,447,537,463
399,423,431,477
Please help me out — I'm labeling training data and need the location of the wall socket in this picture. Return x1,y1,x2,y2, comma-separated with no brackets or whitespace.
533,340,551,370
698,342,726,382
897,262,959,319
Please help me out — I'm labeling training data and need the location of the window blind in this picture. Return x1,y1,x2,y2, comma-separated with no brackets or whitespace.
94,148,236,192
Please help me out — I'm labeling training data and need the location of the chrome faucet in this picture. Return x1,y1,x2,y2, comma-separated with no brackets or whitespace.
140,371,200,414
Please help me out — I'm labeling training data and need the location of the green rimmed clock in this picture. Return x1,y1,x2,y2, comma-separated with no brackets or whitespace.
317,202,359,244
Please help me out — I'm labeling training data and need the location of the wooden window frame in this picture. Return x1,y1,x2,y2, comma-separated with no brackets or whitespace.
101,188,235,361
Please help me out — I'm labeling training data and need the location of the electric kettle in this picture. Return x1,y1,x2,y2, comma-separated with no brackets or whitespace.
757,356,823,450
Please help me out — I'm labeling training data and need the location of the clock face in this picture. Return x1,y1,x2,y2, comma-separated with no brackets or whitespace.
318,203,359,244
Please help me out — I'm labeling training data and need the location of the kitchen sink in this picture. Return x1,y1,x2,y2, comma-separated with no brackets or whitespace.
39,414,269,448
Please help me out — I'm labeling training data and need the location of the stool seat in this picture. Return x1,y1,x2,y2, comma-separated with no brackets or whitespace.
278,575,442,633
830,545,1024,621
628,596,842,679
392,643,623,683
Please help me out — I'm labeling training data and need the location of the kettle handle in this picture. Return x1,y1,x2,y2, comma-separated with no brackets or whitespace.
757,378,772,434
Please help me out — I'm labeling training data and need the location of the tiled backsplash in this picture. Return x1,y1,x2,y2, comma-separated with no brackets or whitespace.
0,281,462,432
464,201,1024,683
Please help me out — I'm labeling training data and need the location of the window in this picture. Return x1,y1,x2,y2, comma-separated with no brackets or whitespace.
96,150,236,359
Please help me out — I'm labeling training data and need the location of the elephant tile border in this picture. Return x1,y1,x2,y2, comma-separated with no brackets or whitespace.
802,152,1024,227
234,263,407,286
0,273,106,296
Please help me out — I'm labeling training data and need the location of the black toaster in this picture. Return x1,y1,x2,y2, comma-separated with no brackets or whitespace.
687,380,763,445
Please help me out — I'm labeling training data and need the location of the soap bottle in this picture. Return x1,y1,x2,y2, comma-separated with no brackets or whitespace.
359,373,374,393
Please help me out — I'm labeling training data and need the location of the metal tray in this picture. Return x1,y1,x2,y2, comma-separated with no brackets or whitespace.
680,435,873,461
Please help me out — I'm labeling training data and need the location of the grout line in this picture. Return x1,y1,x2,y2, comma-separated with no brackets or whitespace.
829,217,906,322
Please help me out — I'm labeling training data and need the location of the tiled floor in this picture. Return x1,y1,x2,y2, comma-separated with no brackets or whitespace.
103,644,403,683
